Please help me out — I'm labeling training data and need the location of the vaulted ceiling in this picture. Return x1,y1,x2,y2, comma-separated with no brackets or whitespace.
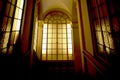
37,0,76,20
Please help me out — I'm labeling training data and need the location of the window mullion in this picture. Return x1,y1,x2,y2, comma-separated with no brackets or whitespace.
7,0,17,54
66,23,68,60
95,0,107,56
56,22,58,60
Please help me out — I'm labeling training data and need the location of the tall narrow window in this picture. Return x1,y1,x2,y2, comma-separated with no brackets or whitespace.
0,0,24,54
41,11,73,61
87,0,115,59
106,0,120,53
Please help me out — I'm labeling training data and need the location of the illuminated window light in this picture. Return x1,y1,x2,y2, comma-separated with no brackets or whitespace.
42,24,47,55
67,24,72,55
41,13,73,60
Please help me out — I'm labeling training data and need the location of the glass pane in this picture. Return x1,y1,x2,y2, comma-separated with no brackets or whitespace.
63,49,67,54
47,50,52,54
12,0,16,5
53,24,56,29
63,44,67,48
52,55,57,60
48,29,52,33
52,29,56,33
58,44,62,49
3,42,8,48
68,48,72,54
43,33,47,39
17,0,24,9
2,48,7,53
102,24,106,31
15,8,22,19
58,55,62,60
98,44,104,53
43,24,47,29
95,25,101,31
108,34,114,49
42,49,46,54
43,28,47,33
9,5,14,17
48,24,52,28
106,26,110,32
58,50,62,54
106,47,110,54
12,19,21,30
68,43,72,48
2,17,8,31
52,50,56,54
67,29,71,33
42,55,46,60
58,39,62,43
42,43,46,49
96,31,103,44
48,44,52,49
62,24,66,28
52,34,57,38
52,44,56,49
68,39,72,43
8,45,13,54
58,34,62,38
63,55,67,60
63,29,66,33
5,3,10,16
48,34,52,38
3,33,10,48
63,34,66,38
105,18,111,31
6,18,12,31
48,39,52,43
10,32,15,44
52,39,56,43
95,20,100,30
68,55,72,60
42,39,47,43
67,33,72,38
14,31,19,44
67,24,71,28
58,29,62,33
63,39,66,43
47,55,52,60
103,32,109,47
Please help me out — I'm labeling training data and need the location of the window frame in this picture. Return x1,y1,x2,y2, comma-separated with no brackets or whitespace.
0,0,25,54
41,11,74,61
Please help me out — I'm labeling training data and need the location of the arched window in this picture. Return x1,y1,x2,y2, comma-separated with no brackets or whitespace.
41,11,73,60
0,0,25,54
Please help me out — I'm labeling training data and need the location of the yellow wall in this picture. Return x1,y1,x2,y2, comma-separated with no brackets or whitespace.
80,0,93,55
36,21,43,60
